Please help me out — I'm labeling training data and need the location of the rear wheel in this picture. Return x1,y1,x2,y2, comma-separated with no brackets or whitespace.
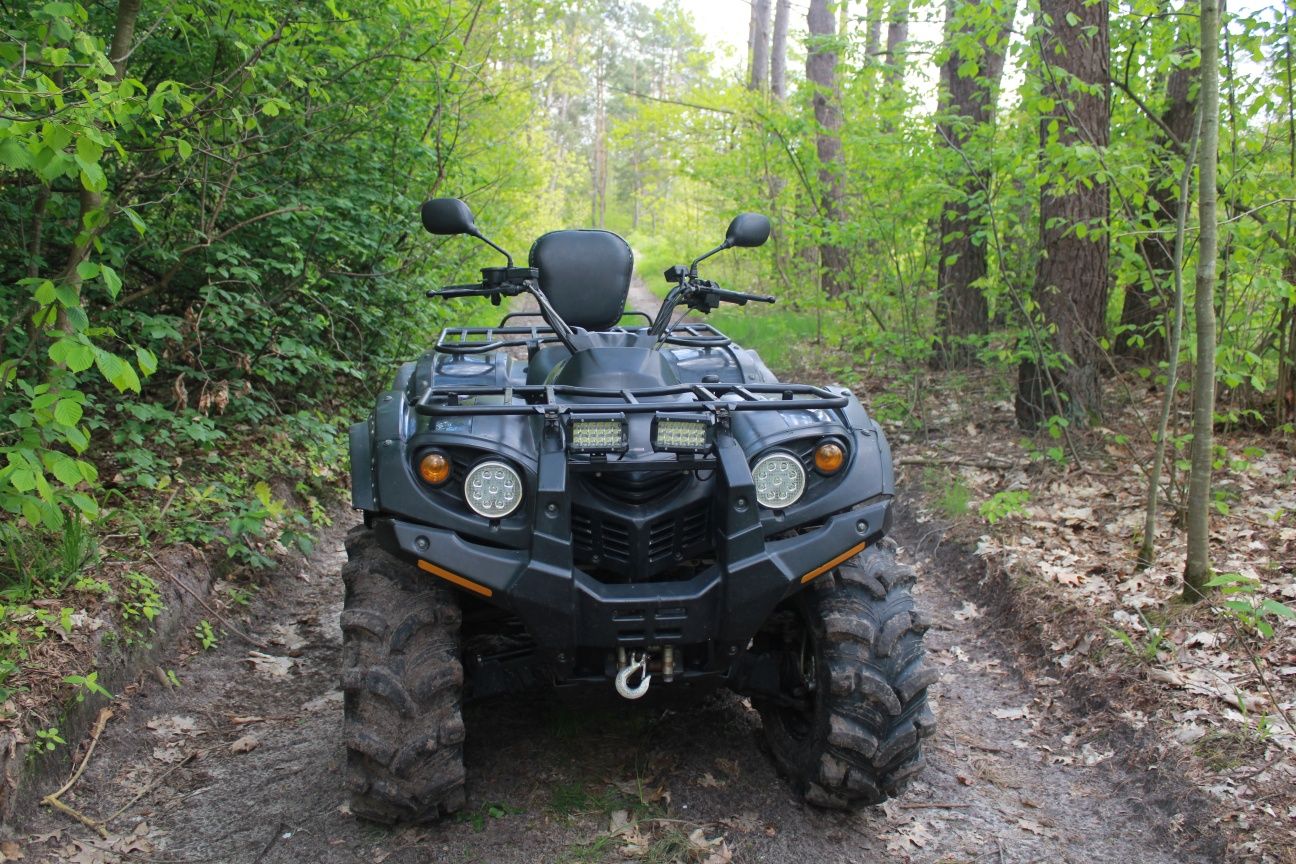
755,542,936,808
340,526,467,823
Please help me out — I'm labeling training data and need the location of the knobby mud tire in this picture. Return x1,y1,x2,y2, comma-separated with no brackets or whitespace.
757,541,937,808
340,526,467,823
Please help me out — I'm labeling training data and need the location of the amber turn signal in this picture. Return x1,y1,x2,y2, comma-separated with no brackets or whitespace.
814,440,845,474
418,451,452,486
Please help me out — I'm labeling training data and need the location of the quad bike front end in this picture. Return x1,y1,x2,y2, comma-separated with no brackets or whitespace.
354,357,894,696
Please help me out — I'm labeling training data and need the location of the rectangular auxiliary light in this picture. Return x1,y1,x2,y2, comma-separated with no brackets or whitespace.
653,415,712,452
569,416,628,453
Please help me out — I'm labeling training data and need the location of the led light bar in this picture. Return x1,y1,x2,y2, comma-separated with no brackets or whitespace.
653,415,712,452
569,417,628,452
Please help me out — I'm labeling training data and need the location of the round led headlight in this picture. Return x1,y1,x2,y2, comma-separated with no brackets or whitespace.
751,451,806,510
463,460,523,518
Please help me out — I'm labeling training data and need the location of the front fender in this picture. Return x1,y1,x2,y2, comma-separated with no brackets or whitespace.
350,419,377,511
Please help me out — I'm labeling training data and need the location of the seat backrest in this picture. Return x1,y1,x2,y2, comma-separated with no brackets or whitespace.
528,229,631,331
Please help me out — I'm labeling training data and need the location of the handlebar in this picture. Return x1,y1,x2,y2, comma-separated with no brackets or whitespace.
702,285,775,306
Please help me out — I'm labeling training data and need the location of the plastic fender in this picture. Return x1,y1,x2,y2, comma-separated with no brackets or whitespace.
349,419,377,511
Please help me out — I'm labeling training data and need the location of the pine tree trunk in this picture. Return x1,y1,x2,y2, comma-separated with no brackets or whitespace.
807,0,849,297
749,0,773,91
1117,43,1196,362
771,0,791,98
1016,0,1110,428
933,0,1015,368
1183,0,1220,600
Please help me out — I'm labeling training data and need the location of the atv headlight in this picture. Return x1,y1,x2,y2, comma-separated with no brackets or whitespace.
463,460,523,518
569,417,627,453
653,416,711,452
751,452,806,509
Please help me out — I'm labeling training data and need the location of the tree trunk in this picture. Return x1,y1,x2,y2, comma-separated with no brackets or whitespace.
883,0,910,90
807,0,849,296
57,0,142,334
1116,42,1196,362
771,0,791,98
1016,0,1110,429
933,0,1015,368
1184,0,1220,600
865,0,884,63
749,0,773,91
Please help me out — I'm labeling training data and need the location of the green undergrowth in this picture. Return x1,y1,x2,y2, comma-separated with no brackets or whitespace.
0,408,346,727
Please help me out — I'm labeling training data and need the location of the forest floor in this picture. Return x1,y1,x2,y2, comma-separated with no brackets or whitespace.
5,506,1226,864
780,340,1296,862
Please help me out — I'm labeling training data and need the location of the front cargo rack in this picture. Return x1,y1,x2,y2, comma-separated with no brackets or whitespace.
434,321,734,355
413,381,850,417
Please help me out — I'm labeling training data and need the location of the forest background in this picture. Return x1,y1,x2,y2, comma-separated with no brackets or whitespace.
1,0,1295,852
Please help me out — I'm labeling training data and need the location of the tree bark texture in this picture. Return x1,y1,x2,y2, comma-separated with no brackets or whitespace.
1116,43,1196,362
933,0,1015,368
866,0,884,63
884,0,910,90
1184,0,1220,599
58,0,143,334
807,0,849,296
1016,0,1110,428
749,0,773,91
771,0,791,98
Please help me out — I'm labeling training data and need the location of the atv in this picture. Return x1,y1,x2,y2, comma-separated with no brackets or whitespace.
342,198,936,822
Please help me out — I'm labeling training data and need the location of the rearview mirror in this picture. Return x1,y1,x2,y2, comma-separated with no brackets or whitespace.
421,198,479,237
725,213,771,249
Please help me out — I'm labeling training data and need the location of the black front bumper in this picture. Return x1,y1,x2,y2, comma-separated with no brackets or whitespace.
374,431,891,659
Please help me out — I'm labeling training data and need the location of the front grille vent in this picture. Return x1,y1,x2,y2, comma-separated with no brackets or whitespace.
584,470,686,505
572,501,711,580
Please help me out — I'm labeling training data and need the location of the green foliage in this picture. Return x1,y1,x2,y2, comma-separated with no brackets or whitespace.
979,489,1031,525
119,571,163,631
63,670,110,702
194,619,218,651
34,726,65,753
1206,573,1296,639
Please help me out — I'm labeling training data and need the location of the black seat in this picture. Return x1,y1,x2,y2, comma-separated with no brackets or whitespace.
528,230,632,331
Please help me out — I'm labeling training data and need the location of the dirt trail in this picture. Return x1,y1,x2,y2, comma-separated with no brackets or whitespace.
11,496,1223,863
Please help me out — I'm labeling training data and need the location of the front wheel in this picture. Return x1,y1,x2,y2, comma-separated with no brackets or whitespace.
340,527,467,823
755,542,937,808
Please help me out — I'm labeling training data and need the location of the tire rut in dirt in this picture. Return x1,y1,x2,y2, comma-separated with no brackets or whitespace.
758,542,937,808
340,526,466,823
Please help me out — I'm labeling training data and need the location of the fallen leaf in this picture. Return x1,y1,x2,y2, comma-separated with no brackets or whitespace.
245,652,294,677
230,735,260,754
0,840,22,861
697,772,723,788
146,715,199,738
991,706,1029,721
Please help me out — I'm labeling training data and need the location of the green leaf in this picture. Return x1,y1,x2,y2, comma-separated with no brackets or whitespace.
69,493,99,517
75,261,100,281
48,454,82,486
135,346,158,376
94,349,141,393
53,398,83,426
100,265,122,299
49,339,95,373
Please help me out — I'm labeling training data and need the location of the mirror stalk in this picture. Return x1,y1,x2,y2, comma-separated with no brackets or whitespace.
688,240,733,278
470,230,514,268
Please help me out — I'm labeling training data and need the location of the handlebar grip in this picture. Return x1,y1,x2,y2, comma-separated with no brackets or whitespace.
427,284,488,298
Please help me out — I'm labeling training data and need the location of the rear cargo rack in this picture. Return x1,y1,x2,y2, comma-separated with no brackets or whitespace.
435,321,734,355
413,381,849,417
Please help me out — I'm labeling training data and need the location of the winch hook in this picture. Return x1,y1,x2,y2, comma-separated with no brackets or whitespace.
615,651,651,700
